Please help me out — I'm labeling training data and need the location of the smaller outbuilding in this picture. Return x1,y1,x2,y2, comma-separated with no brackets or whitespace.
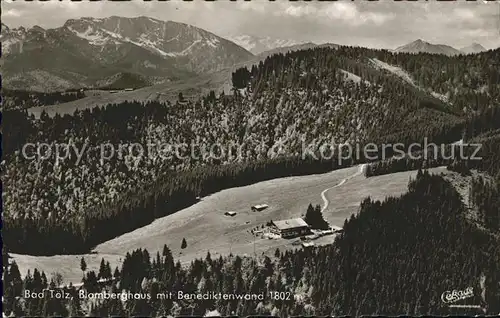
251,204,269,212
224,211,237,217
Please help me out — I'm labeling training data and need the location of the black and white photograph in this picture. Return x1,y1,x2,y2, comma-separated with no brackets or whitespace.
1,0,500,316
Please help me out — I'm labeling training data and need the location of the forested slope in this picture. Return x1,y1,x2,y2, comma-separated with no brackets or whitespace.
2,89,86,110
3,46,499,255
331,47,500,114
3,171,499,316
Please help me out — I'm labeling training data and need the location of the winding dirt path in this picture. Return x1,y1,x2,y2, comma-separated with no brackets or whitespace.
321,164,367,212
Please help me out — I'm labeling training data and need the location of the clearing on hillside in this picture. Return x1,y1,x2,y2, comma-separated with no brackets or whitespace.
12,166,447,284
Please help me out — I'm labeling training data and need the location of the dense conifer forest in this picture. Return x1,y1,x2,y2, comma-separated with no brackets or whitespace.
3,46,500,255
364,105,500,179
3,172,499,316
2,89,86,110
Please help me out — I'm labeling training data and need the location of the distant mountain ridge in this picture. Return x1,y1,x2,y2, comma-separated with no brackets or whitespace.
460,43,487,54
395,39,488,56
395,39,462,56
1,17,254,91
225,34,304,55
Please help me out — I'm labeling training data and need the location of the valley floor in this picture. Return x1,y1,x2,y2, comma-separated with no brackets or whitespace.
11,165,447,285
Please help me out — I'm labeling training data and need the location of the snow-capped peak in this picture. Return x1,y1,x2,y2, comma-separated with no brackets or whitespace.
1,23,28,55
226,34,303,55
1,22,10,33
2,16,254,90
61,16,229,58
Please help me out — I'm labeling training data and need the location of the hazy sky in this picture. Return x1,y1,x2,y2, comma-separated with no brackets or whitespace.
3,0,500,50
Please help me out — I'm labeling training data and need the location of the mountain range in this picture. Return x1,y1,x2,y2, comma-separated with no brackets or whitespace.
1,16,254,91
224,34,303,55
1,16,491,92
395,39,487,56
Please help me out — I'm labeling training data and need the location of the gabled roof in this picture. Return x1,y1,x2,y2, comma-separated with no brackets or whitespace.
272,218,308,230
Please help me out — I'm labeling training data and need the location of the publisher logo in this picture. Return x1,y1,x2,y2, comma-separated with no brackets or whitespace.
441,287,474,304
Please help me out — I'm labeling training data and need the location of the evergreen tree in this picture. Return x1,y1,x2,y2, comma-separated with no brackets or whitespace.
113,267,121,280
162,244,170,258
304,204,329,230
2,245,10,271
98,258,106,280
80,257,87,275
